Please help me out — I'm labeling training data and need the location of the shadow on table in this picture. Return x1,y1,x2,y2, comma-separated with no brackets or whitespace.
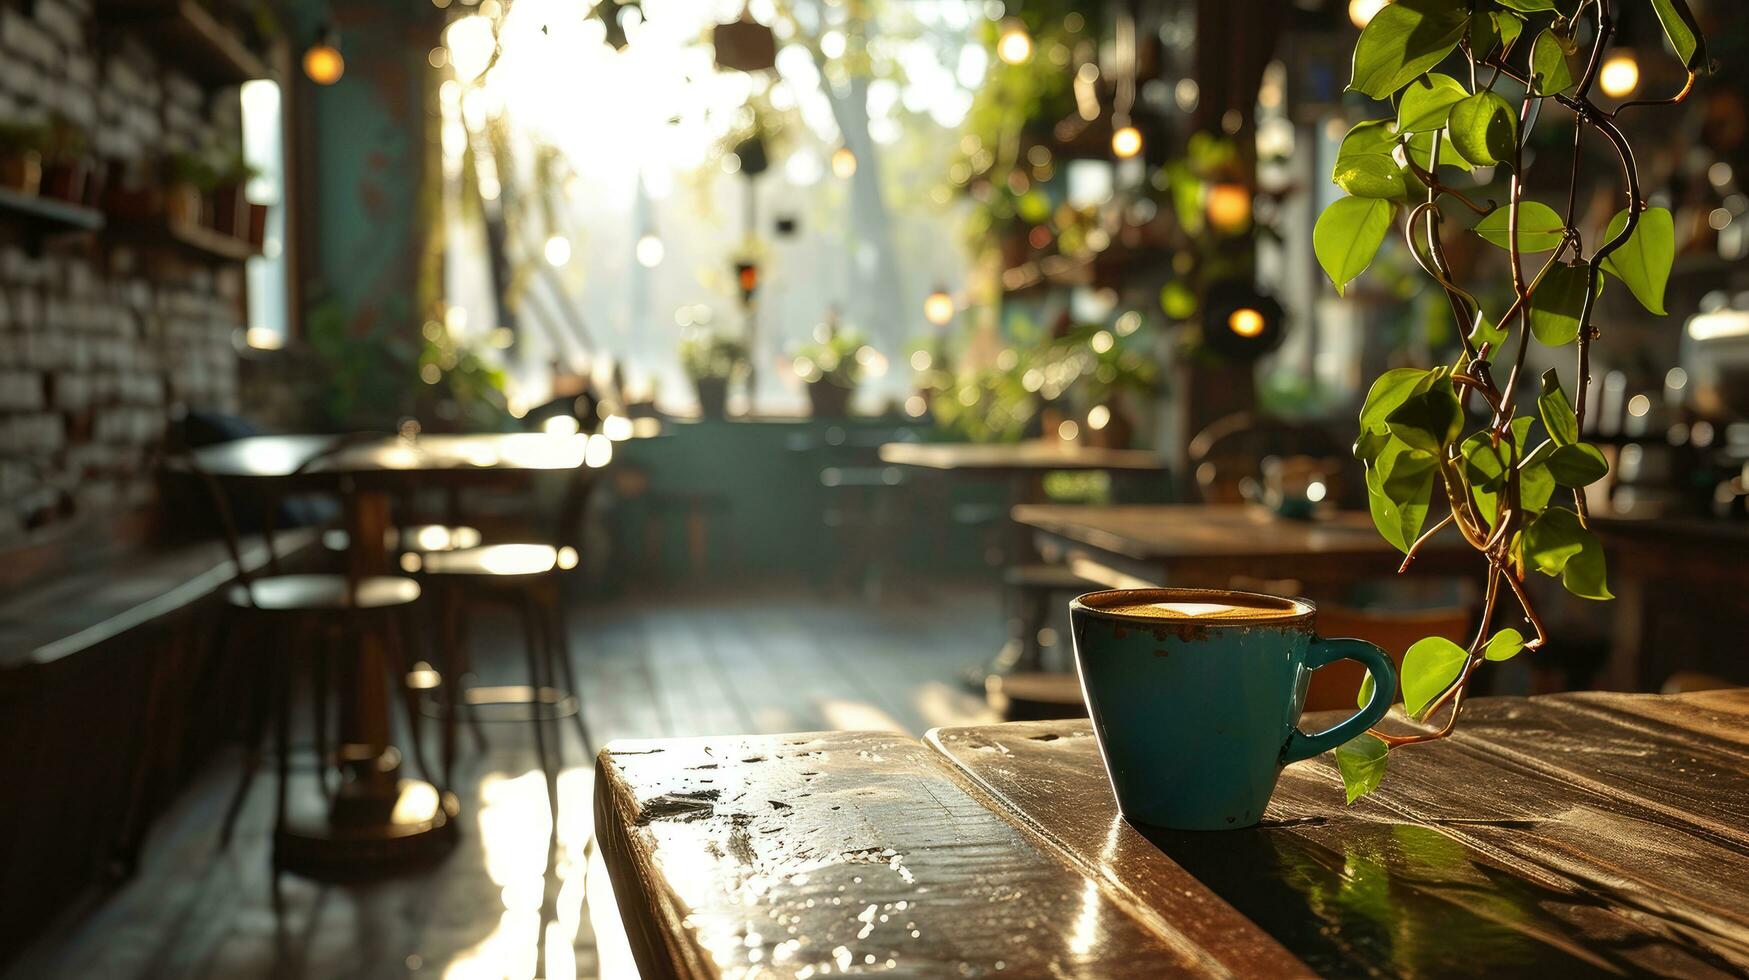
1135,818,1668,978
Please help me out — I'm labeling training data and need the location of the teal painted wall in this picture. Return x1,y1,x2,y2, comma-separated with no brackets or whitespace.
293,0,437,333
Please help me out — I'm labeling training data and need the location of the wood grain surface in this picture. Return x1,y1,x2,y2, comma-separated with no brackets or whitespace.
933,691,1749,978
594,730,1303,978
599,691,1749,979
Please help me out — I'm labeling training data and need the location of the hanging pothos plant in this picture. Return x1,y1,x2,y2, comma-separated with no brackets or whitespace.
1313,0,1708,802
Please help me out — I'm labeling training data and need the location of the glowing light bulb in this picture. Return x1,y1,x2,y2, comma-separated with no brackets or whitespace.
544,234,571,267
1206,183,1253,233
635,233,664,267
1348,0,1387,29
1228,307,1266,338
831,147,858,178
1599,52,1640,99
1111,125,1143,160
303,40,344,85
923,289,954,326
997,20,1032,65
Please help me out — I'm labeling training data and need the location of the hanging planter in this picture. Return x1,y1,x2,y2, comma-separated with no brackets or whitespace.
713,6,775,73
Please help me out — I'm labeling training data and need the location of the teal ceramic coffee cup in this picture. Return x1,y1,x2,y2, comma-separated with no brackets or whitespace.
1070,588,1395,830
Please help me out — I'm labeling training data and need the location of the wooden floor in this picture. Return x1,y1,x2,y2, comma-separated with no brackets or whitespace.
4,581,1004,980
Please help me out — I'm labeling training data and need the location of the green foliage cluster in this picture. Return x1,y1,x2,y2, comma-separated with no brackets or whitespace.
0,120,47,154
1319,0,1706,802
924,316,1157,443
792,324,869,390
679,331,750,382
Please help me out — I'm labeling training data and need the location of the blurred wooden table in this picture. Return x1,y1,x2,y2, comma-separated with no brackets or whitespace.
595,690,1749,978
1012,503,1475,594
878,440,1169,476
190,431,622,874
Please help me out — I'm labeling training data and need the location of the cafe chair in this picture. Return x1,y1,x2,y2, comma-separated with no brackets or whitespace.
1188,412,1348,506
985,671,1088,722
177,441,433,854
402,543,592,793
818,465,908,598
1302,604,1471,712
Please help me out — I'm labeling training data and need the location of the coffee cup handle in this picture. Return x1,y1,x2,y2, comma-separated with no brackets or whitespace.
1280,637,1396,764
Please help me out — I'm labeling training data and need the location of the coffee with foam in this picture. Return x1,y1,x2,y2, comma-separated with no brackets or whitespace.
1082,590,1309,623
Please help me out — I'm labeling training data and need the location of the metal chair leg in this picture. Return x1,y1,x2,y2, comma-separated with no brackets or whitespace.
311,622,333,799
219,616,266,849
518,590,561,816
272,634,292,857
546,588,593,755
384,611,438,789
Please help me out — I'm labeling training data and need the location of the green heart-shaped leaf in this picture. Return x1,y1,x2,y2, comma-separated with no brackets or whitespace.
1316,196,1395,296
1529,263,1599,346
1360,367,1437,431
1334,153,1408,199
1469,308,1508,348
1517,441,1558,516
1354,427,1393,464
1397,73,1470,133
1600,207,1674,316
1496,0,1556,10
1406,129,1472,173
1547,442,1608,487
1474,202,1565,251
1538,370,1579,445
1349,0,1471,101
1649,0,1708,72
1525,506,1612,599
1386,386,1464,453
1338,118,1399,162
1448,91,1518,168
1470,10,1525,58
1469,418,1535,526
1335,734,1389,804
1366,439,1437,553
1530,29,1575,96
1483,628,1526,661
1401,636,1468,718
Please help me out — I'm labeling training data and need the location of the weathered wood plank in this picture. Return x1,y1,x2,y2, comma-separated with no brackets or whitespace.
931,693,1749,978
595,730,1265,979
1293,694,1749,975
924,724,1311,978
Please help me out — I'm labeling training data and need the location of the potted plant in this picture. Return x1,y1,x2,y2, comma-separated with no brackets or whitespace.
212,152,260,238
164,152,217,227
1043,320,1158,449
0,121,45,195
679,329,749,419
103,157,161,221
40,116,88,204
1315,0,1705,802
791,314,865,418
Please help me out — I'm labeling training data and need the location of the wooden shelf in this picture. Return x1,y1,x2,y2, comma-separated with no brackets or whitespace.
101,0,271,86
0,186,105,233
110,215,262,261
163,219,261,260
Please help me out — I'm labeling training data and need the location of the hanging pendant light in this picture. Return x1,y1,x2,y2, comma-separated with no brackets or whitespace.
303,24,345,85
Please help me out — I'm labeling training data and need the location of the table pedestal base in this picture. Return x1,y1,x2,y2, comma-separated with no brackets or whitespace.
274,775,459,880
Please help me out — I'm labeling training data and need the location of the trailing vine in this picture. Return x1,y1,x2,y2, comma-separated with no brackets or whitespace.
1314,0,1709,802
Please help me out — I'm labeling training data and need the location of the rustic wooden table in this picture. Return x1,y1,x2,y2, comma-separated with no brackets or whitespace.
878,441,1170,476
189,431,621,874
1012,503,1476,594
596,689,1749,978
881,444,1172,678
